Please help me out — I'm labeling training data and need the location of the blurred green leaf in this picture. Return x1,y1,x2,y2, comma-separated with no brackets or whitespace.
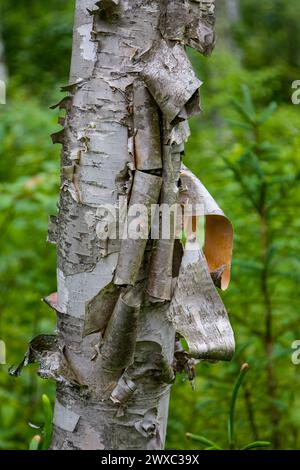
241,441,271,450
29,435,41,451
41,394,53,450
258,102,278,125
186,433,223,450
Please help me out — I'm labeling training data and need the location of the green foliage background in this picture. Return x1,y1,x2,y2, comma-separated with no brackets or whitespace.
0,0,300,450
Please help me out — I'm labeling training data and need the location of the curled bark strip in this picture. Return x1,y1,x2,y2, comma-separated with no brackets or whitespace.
141,40,201,123
160,0,216,56
147,239,174,301
101,286,143,372
133,81,162,171
168,239,235,361
187,0,216,55
114,171,162,286
9,335,84,386
51,129,65,145
9,335,58,377
60,79,85,93
83,281,121,337
49,96,72,111
43,292,64,314
110,373,137,405
160,0,188,42
147,134,181,301
179,165,234,290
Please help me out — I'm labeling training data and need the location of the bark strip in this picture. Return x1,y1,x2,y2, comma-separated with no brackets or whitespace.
168,238,235,361
84,281,121,336
114,170,162,286
147,129,181,301
141,40,201,123
101,285,143,372
160,0,216,56
133,81,162,171
179,165,234,290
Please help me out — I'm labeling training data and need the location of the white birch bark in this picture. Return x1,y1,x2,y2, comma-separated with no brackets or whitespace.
51,0,177,450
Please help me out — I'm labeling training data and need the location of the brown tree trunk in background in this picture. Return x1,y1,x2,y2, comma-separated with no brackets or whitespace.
216,0,240,53
224,0,240,23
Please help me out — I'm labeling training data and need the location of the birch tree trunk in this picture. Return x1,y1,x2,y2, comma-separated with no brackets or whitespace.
50,0,176,450
12,0,237,451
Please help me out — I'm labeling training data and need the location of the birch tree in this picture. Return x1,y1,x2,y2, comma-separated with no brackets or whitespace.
11,0,235,450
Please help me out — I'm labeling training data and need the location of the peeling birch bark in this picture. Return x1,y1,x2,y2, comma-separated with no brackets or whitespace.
133,81,162,171
147,127,181,301
160,0,216,56
141,40,202,123
13,0,238,450
168,238,235,360
101,285,143,371
179,165,234,290
83,281,120,336
43,292,64,314
114,170,162,286
9,335,84,387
